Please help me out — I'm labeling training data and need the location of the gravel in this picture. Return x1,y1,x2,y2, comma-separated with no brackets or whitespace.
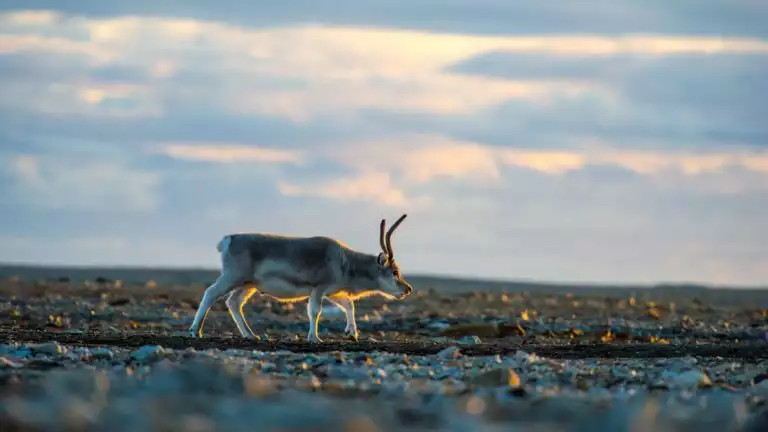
1,341,767,431
1,277,768,431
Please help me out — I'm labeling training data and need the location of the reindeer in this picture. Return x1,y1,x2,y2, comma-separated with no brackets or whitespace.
188,214,412,343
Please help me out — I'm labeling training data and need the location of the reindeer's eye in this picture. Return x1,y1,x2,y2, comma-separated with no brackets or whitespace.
392,269,400,277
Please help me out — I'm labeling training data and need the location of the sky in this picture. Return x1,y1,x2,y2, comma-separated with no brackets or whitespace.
0,1,767,286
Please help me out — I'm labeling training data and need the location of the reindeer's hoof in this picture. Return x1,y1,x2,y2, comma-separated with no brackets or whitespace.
344,329,359,342
307,335,324,344
188,329,202,338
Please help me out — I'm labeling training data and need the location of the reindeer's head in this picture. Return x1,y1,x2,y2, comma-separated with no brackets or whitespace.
375,214,413,299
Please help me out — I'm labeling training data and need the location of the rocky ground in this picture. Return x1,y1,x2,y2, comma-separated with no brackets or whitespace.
1,276,767,431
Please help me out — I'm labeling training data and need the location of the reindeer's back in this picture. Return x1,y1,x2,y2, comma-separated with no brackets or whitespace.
225,234,351,286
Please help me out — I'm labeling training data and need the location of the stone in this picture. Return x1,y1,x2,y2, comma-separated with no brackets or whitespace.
459,336,482,345
28,341,65,356
426,321,450,331
90,347,115,360
498,322,527,337
0,356,24,369
668,369,712,390
436,346,461,361
469,368,521,388
130,345,166,363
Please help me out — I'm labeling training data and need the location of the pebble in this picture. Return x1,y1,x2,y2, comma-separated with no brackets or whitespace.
470,368,521,388
130,345,166,363
436,346,461,360
90,347,115,360
28,341,65,356
459,336,482,345
0,356,24,369
426,321,450,331
668,369,712,390
752,379,768,397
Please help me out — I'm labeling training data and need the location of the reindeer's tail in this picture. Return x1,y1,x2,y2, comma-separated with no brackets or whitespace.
216,235,232,253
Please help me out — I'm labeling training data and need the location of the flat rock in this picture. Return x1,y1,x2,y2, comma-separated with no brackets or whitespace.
469,368,521,388
28,341,65,356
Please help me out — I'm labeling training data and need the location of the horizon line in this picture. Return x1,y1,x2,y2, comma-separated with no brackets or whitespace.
0,261,765,291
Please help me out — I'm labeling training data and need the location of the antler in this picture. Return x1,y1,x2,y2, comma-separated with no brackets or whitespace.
385,214,408,261
379,219,388,255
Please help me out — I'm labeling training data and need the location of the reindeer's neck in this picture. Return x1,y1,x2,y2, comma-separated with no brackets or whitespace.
341,250,379,287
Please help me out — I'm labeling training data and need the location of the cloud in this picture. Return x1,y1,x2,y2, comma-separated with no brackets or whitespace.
328,135,501,184
501,146,768,177
321,135,768,184
0,77,162,118
4,153,161,212
1,6,768,285
3,10,768,123
1,1,767,38
445,51,768,149
10,155,41,184
278,171,424,208
157,143,305,164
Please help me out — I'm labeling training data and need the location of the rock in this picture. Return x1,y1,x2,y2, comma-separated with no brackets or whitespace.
459,336,481,345
130,345,166,363
668,369,712,390
27,358,66,370
313,363,370,381
90,347,115,360
0,356,24,369
498,322,527,337
752,378,768,397
470,368,521,388
28,341,65,356
513,350,539,365
108,298,131,307
426,321,450,331
752,372,768,386
244,374,279,398
436,346,461,361
576,377,590,391
646,307,663,320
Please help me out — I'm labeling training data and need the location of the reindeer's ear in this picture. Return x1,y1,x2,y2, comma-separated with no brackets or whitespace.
376,253,387,266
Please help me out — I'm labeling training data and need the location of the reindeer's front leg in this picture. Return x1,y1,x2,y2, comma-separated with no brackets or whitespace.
327,296,358,341
306,288,325,343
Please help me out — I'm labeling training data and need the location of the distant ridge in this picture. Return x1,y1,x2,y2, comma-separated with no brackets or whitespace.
1,263,766,307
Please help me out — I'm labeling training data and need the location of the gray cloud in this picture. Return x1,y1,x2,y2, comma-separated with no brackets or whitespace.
436,52,768,149
2,0,767,38
1,5,767,285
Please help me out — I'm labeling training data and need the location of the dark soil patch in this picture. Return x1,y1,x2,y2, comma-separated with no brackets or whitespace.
3,328,768,359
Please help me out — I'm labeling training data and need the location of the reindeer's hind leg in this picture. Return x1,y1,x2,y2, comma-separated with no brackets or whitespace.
188,272,242,338
189,243,252,338
306,288,325,343
225,285,259,339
